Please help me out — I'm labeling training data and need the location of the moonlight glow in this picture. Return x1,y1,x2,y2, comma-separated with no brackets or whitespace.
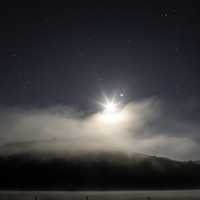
98,98,124,124
103,101,118,113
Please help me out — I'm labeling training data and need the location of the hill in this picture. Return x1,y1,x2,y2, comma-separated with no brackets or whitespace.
0,151,200,190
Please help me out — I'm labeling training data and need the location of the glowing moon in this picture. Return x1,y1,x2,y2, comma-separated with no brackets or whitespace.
103,101,118,113
99,99,124,124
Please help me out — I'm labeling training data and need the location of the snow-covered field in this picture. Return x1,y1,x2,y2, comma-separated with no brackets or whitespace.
0,190,200,200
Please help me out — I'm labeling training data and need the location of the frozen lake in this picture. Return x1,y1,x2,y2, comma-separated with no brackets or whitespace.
0,190,200,200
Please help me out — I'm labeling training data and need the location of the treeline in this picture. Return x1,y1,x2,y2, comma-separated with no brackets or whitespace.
0,152,200,190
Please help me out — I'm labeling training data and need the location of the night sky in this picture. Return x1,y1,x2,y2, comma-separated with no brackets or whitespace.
0,1,200,160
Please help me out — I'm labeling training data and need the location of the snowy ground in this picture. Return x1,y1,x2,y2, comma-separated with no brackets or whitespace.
0,190,200,200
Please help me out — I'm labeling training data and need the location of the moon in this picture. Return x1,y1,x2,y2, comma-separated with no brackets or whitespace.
98,98,124,124
103,101,118,113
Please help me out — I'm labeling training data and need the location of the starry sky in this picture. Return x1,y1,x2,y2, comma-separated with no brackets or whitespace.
0,1,200,160
0,1,199,108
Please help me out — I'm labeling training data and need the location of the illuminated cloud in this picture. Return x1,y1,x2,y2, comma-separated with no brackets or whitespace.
0,98,199,160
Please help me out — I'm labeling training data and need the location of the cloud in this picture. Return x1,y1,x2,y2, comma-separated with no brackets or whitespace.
0,98,199,160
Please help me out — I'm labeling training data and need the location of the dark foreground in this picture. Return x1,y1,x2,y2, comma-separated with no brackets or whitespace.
0,190,200,200
1,153,200,190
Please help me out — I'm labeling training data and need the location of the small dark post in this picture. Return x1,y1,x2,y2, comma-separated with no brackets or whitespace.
86,195,89,200
147,196,151,200
34,195,38,200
